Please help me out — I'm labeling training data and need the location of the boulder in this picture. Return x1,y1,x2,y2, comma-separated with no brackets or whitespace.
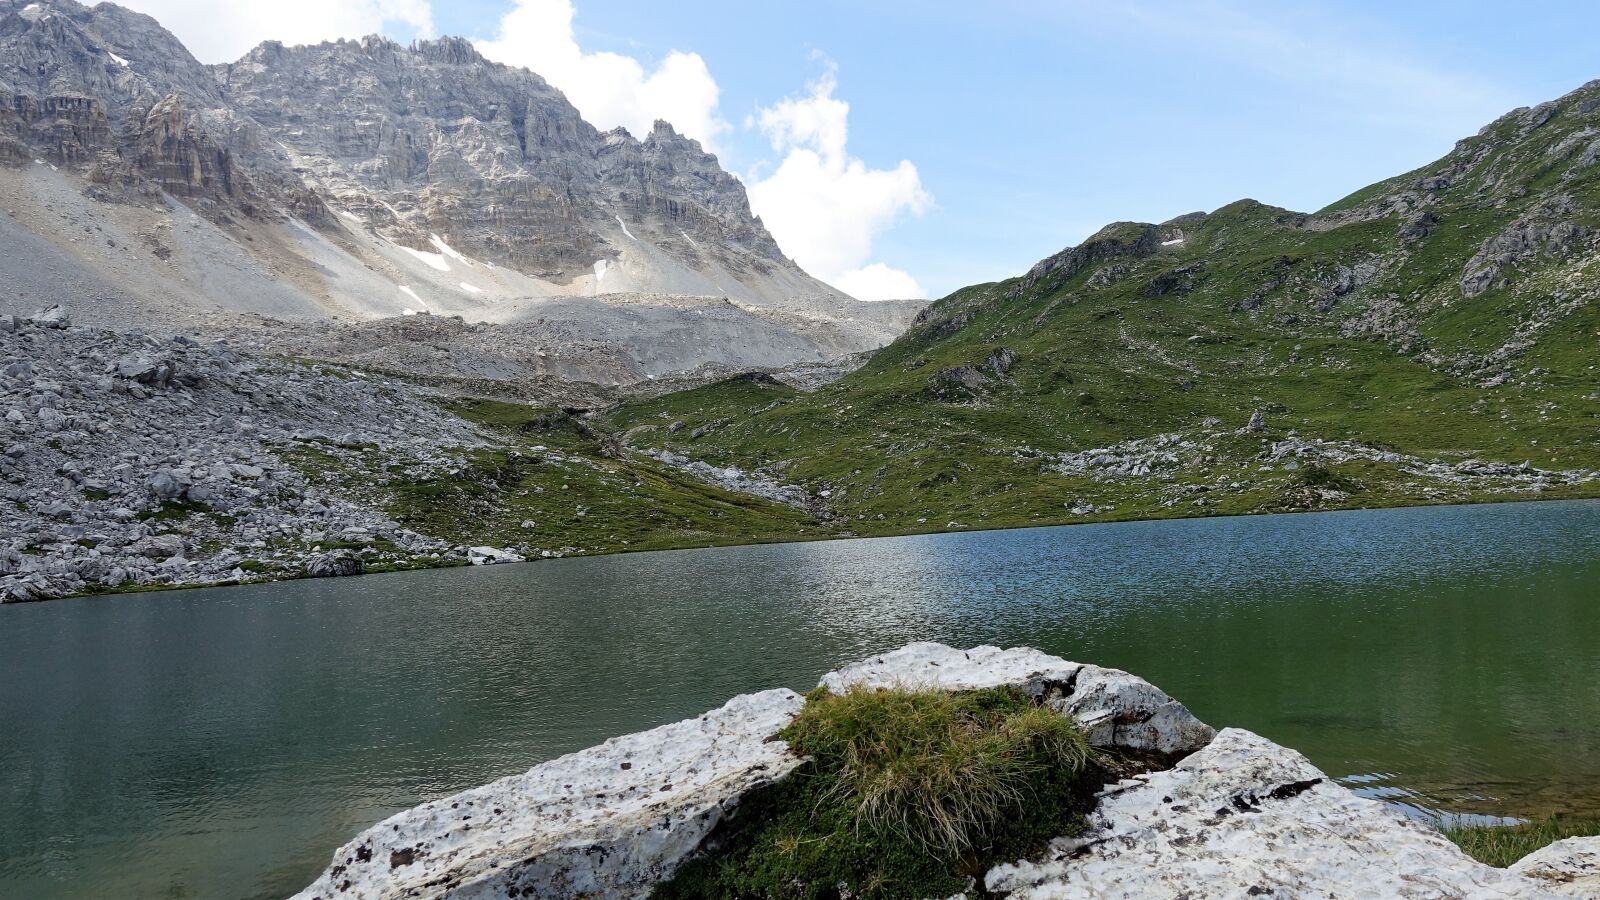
112,352,178,388
306,550,363,578
129,533,185,560
467,546,525,565
986,347,1018,377
986,728,1584,898
290,689,808,900
1510,836,1600,895
820,642,1216,757
26,305,70,328
928,364,991,401
146,469,188,500
1,579,37,603
1400,209,1439,242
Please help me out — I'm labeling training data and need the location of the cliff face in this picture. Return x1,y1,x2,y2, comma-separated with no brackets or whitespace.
214,35,796,287
0,1,822,296
0,0,923,382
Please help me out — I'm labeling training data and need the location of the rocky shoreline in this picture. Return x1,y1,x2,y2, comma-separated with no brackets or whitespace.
292,643,1600,899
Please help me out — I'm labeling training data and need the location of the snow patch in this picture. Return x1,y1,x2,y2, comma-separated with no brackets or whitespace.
107,51,129,68
1162,238,1185,246
398,245,450,272
397,286,427,310
680,229,699,248
615,215,637,241
429,233,475,267
459,282,484,294
339,210,361,222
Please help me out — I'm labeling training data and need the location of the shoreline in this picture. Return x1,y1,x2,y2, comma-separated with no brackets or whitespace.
14,491,1598,607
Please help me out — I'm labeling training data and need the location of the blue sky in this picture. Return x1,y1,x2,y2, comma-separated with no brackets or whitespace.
126,0,1600,299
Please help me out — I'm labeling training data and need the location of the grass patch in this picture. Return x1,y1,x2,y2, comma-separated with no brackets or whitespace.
656,685,1098,899
1445,815,1600,868
137,500,208,522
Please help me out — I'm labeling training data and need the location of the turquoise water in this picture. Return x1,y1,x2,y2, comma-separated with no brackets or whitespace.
2,500,1598,899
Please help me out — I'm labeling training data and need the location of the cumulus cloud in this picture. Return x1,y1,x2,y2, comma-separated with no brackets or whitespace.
746,68,932,300
831,264,926,302
476,0,726,151
117,0,433,64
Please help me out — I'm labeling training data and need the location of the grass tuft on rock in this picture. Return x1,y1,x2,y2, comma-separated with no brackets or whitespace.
655,685,1098,900
1444,814,1600,868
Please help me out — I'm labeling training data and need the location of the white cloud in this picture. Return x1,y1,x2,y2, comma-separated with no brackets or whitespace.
832,264,925,302
746,68,932,300
476,0,726,151
117,0,433,63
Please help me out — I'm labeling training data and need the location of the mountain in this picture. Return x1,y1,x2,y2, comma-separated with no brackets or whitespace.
604,80,1600,532
0,0,923,383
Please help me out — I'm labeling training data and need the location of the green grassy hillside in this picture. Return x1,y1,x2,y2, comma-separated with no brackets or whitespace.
601,81,1600,537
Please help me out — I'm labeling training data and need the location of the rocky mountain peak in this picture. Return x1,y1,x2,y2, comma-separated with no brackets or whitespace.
0,0,926,385
413,36,487,67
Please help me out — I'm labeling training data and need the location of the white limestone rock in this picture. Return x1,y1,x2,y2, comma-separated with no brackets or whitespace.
1510,835,1600,896
820,642,1215,757
291,688,806,900
467,546,526,566
986,728,1576,899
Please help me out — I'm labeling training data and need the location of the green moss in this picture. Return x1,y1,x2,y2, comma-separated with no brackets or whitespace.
655,686,1097,900
1444,815,1600,868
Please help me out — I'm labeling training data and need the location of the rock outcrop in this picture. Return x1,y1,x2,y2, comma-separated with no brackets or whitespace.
988,728,1597,898
1510,837,1600,895
291,643,1600,899
819,642,1216,758
291,689,810,900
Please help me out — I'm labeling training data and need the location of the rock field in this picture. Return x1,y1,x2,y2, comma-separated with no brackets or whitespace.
0,306,483,601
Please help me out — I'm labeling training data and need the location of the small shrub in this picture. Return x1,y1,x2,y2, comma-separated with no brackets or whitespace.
655,685,1099,900
1291,462,1362,492
1445,814,1600,868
